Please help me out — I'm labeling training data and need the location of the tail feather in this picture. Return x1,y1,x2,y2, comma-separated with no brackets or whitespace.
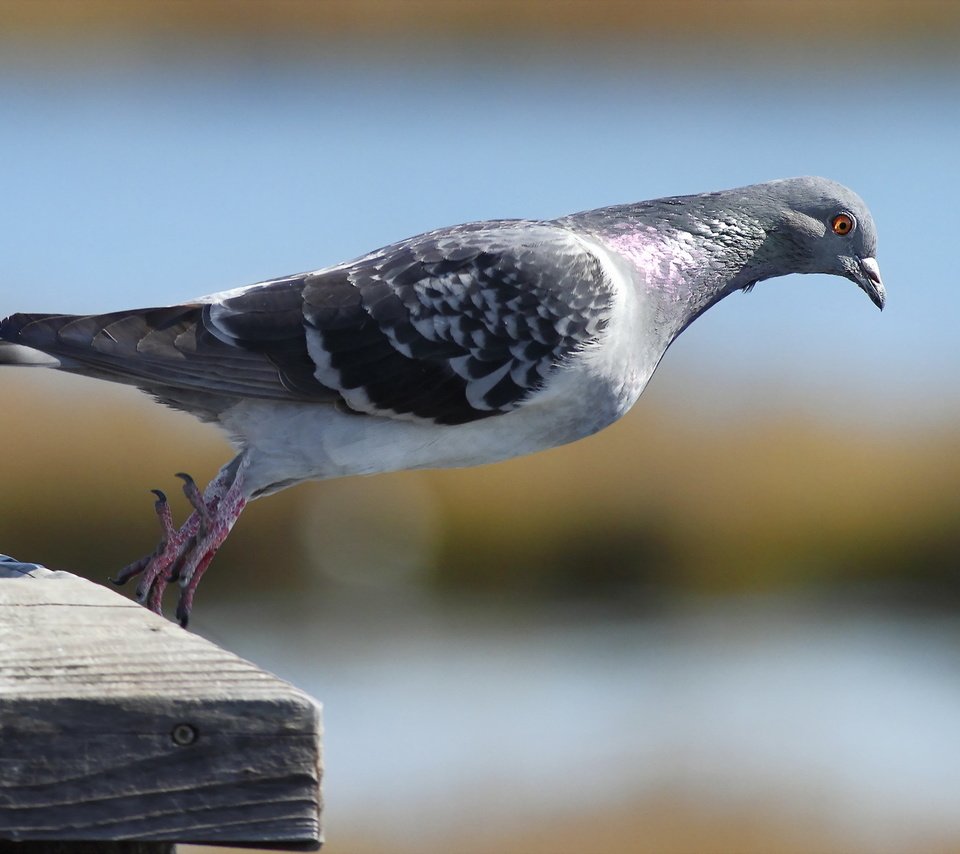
1,307,264,392
0,314,66,366
1,311,129,372
0,307,332,406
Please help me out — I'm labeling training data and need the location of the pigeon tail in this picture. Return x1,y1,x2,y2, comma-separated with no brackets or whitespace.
0,313,59,365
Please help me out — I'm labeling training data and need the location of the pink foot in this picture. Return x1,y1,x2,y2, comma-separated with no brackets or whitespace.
112,458,247,627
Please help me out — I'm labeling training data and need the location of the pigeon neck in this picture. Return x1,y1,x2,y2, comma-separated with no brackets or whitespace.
596,225,766,341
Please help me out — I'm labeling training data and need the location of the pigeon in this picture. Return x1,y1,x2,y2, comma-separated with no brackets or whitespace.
0,177,884,625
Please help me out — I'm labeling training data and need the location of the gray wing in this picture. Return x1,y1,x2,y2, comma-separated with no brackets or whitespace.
211,220,613,424
0,220,614,425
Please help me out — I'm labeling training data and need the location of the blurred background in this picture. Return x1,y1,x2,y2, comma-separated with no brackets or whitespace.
2,1,960,851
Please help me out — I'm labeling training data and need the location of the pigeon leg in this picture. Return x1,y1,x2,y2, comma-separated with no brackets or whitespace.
134,500,203,609
174,481,247,627
176,472,212,538
110,491,171,586
111,489,190,588
113,456,248,622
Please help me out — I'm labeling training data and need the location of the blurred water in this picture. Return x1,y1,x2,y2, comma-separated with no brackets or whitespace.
196,591,960,849
1,50,958,424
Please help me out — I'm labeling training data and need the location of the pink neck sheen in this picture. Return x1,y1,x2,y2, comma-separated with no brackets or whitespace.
604,229,698,303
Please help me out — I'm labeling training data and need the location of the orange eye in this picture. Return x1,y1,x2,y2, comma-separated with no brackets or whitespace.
831,213,854,235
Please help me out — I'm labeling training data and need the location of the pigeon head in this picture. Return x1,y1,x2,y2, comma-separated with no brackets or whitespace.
750,177,885,310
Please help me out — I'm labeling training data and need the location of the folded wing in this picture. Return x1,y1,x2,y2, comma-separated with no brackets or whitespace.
1,220,614,425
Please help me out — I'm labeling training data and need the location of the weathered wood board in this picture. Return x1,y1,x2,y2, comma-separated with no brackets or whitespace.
0,560,322,850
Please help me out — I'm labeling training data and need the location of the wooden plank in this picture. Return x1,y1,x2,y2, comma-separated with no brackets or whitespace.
0,559,322,850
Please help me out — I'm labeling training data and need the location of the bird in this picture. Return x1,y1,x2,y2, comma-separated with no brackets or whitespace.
0,177,885,626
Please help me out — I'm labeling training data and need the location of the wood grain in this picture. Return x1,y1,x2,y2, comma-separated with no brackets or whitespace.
0,564,322,850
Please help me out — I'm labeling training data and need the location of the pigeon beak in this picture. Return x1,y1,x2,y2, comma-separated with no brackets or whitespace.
853,256,886,311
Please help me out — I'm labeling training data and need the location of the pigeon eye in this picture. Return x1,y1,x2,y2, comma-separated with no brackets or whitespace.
831,213,855,236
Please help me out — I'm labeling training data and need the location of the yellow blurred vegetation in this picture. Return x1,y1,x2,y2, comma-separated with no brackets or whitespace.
2,371,958,605
0,0,958,56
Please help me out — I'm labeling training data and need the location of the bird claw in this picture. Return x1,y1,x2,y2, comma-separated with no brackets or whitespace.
114,461,247,626
111,488,176,587
175,592,193,628
165,547,191,584
176,472,211,535
152,489,177,541
110,553,151,587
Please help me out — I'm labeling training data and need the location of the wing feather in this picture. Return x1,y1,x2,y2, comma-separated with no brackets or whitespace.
298,220,614,424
